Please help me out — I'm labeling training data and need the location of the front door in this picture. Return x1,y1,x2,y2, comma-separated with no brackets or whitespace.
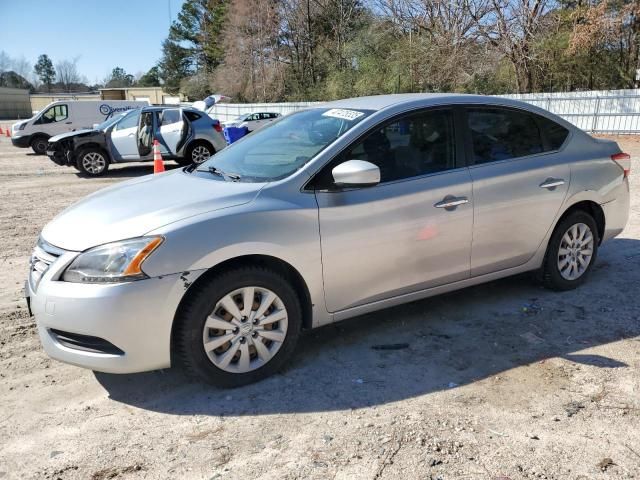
109,110,141,160
463,106,570,276
36,104,71,136
314,108,473,313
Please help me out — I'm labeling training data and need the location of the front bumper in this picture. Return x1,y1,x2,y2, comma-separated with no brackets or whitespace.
27,249,204,373
11,135,31,148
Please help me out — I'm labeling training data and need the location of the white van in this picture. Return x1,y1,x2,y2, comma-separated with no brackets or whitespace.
11,100,148,154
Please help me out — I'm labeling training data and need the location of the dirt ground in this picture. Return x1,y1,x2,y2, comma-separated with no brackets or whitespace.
0,130,639,480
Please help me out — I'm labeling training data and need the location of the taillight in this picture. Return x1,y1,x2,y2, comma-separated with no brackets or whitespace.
213,123,222,133
612,152,631,178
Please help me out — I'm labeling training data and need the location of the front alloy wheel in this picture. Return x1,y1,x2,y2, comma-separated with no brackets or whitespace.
77,149,109,176
176,266,302,387
203,287,288,373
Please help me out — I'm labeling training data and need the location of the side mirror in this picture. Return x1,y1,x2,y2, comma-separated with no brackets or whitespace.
332,160,381,188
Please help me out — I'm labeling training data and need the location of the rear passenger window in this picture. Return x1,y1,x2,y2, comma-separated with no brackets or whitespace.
160,109,181,126
184,111,201,122
467,108,543,164
537,116,569,150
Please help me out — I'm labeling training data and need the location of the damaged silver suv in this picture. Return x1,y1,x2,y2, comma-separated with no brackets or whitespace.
46,106,227,176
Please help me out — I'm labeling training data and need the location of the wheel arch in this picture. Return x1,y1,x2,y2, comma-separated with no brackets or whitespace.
30,132,50,143
170,254,313,363
555,200,605,244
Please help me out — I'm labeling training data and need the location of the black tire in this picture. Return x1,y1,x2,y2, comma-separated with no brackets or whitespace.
177,141,214,166
541,210,599,291
76,147,110,177
175,266,302,387
30,135,49,155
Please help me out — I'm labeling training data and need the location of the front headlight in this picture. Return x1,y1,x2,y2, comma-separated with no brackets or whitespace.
62,237,163,283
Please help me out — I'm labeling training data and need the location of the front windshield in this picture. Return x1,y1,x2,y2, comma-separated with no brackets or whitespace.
95,112,128,131
197,107,373,181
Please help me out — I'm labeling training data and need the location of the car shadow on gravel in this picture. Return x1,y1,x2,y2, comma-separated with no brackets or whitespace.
95,237,640,416
73,164,182,179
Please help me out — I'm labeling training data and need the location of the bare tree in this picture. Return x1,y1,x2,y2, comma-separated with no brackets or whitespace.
476,0,556,93
0,51,11,73
56,57,81,92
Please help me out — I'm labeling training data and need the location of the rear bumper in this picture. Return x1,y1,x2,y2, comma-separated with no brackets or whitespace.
601,179,630,242
11,135,30,148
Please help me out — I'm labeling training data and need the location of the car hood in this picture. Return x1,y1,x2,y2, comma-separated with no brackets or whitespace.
49,129,98,143
42,169,266,251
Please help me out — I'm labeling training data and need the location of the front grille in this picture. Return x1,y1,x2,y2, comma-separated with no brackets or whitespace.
49,329,125,355
29,239,64,291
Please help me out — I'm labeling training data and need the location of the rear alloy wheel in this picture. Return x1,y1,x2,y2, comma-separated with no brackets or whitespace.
77,148,109,177
542,211,599,291
30,136,49,155
178,141,214,166
176,267,302,387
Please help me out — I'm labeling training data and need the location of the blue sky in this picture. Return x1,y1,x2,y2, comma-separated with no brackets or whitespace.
0,0,185,84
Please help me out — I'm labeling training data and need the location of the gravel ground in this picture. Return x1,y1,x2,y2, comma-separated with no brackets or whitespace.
0,131,639,480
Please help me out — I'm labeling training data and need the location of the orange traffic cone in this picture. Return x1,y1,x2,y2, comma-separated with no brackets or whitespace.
153,139,165,174
5,127,10,138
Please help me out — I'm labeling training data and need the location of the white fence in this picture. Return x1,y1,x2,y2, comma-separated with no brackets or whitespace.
206,101,323,122
201,89,640,134
501,89,640,134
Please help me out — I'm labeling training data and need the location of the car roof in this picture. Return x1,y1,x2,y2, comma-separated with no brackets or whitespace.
318,93,538,112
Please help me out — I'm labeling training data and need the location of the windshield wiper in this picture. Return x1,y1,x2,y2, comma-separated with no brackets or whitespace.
197,165,241,182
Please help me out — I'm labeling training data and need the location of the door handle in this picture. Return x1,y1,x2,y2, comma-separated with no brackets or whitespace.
65,121,72,124
434,196,469,209
539,178,565,189
127,132,135,137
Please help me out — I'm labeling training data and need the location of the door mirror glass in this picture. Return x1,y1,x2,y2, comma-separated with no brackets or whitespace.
332,160,380,187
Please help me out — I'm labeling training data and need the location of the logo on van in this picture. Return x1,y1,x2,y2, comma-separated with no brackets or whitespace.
99,104,137,119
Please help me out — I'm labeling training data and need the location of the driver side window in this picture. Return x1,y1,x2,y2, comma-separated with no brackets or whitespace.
114,111,140,131
310,109,456,190
345,109,455,183
40,105,68,124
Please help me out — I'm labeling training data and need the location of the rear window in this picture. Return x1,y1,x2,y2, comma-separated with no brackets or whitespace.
184,111,202,122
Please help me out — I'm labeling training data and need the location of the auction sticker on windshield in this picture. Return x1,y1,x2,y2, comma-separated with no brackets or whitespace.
322,109,365,121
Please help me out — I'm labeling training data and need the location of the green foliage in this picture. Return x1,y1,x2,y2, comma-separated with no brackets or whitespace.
137,66,161,87
156,0,640,101
34,54,55,91
159,39,193,93
0,71,33,91
105,67,135,88
180,73,213,100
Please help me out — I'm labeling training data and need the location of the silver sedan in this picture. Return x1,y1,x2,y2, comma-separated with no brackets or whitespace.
27,94,630,386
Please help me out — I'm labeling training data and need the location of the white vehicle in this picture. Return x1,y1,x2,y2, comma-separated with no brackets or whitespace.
222,112,281,132
11,100,148,154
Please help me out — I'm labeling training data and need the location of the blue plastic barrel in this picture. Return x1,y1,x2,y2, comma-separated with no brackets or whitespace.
224,126,249,144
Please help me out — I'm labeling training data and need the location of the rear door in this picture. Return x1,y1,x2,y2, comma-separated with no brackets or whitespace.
136,110,155,158
463,106,571,276
109,110,141,160
157,108,186,156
